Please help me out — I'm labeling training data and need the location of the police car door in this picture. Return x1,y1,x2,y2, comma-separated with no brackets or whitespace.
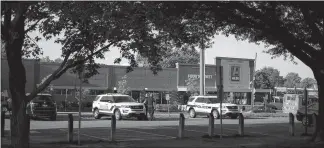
107,96,115,114
194,97,205,113
99,96,109,113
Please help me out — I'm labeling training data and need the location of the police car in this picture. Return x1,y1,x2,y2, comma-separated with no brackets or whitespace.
186,95,240,119
92,93,146,120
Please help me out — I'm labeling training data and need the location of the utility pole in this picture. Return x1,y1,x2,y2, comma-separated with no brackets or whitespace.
200,35,205,96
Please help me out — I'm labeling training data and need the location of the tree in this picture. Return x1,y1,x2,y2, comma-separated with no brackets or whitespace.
254,67,282,89
300,77,317,88
40,56,53,63
136,45,200,68
54,58,63,63
283,72,302,88
117,75,130,95
2,2,214,147
185,76,199,96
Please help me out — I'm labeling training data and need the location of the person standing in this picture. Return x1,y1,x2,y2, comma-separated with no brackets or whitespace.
146,94,155,121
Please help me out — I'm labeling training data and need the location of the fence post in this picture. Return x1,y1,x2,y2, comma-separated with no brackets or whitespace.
178,113,185,139
111,115,116,141
1,111,5,137
208,113,214,137
68,114,73,143
238,113,244,136
289,113,295,136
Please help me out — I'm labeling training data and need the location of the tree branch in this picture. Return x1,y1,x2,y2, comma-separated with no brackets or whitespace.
299,5,324,49
25,19,42,33
222,2,318,67
26,41,116,101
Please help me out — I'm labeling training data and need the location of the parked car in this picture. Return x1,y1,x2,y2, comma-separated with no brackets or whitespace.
186,95,240,119
92,93,146,120
26,93,57,120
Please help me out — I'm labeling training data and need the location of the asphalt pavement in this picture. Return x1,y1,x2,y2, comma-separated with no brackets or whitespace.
2,112,314,148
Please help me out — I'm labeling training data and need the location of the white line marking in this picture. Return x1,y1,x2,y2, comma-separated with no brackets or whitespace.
30,130,40,133
119,128,177,139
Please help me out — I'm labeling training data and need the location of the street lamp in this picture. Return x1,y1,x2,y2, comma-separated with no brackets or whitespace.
113,87,117,93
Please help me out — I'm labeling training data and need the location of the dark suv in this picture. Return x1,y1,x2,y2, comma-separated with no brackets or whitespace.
27,94,57,120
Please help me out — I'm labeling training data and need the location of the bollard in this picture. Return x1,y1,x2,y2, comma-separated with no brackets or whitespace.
68,114,74,143
289,113,295,136
1,111,5,137
208,113,214,137
111,115,116,141
178,113,185,139
238,113,244,136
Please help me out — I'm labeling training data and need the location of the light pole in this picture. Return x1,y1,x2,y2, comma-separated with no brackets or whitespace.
200,37,205,96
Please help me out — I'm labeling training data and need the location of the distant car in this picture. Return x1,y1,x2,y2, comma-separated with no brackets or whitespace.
26,94,57,120
186,96,240,119
92,93,146,120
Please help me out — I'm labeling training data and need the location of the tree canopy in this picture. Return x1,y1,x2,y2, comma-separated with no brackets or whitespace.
254,67,283,89
283,72,302,88
136,45,200,68
300,77,317,88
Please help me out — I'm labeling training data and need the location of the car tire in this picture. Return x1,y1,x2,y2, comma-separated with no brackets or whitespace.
189,108,196,118
93,108,102,119
212,109,220,119
230,114,238,119
114,109,122,120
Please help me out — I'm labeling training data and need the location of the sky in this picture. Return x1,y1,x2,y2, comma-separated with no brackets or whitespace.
35,32,315,79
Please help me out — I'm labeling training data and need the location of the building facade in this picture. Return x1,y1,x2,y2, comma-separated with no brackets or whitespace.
1,56,255,107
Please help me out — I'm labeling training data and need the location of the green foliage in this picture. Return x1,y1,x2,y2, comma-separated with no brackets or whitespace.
136,45,200,68
185,76,199,96
300,77,317,88
254,67,283,89
117,75,130,95
283,72,302,88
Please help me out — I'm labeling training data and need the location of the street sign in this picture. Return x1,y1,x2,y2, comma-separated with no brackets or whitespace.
165,94,170,101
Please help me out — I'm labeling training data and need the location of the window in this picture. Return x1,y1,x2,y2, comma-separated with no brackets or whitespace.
114,96,135,103
100,96,109,102
54,89,64,95
204,97,220,103
94,96,101,101
195,97,204,103
188,97,195,102
34,95,53,102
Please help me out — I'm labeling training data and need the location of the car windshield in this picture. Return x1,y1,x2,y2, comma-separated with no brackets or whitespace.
34,95,52,102
114,96,136,103
205,97,220,103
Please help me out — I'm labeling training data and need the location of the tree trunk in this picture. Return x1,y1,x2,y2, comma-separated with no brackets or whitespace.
5,15,30,147
314,69,324,141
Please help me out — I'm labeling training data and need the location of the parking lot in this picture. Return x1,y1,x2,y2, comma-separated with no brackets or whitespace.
3,113,315,145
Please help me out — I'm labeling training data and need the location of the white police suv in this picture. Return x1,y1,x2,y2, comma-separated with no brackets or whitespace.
186,95,240,119
92,93,146,120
